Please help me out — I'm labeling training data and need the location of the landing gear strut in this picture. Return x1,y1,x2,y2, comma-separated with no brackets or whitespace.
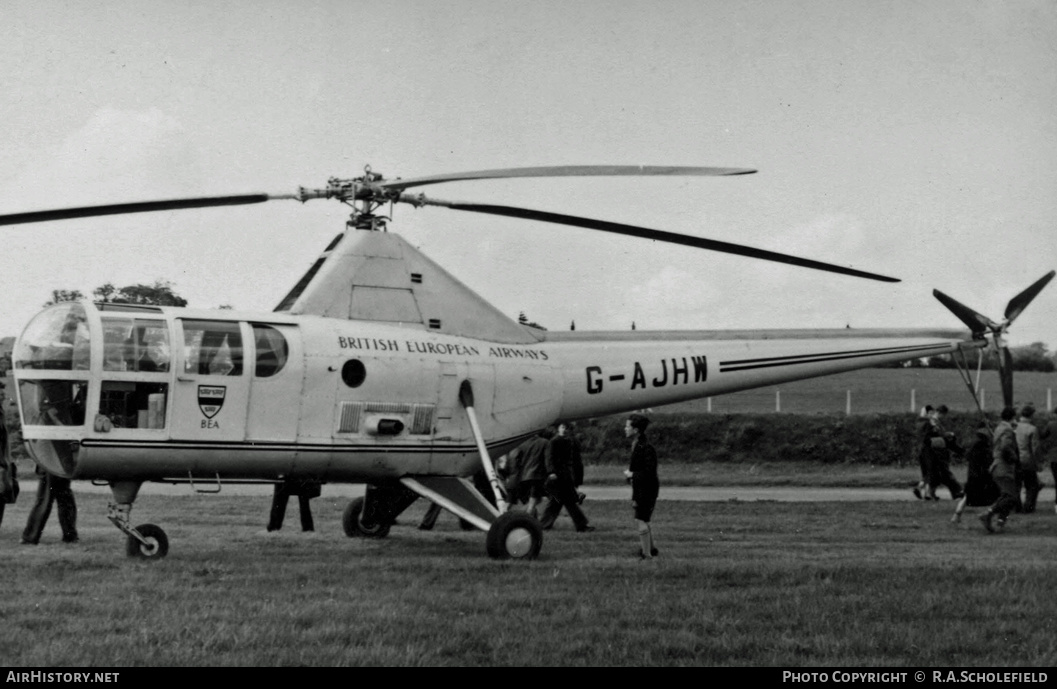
107,481,169,560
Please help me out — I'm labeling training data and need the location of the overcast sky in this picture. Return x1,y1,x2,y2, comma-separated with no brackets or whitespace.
2,1,1055,349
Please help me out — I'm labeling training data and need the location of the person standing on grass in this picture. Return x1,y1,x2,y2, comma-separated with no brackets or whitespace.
913,405,934,499
951,421,999,523
1014,404,1042,513
0,385,15,530
926,405,964,501
21,464,78,545
1041,406,1057,515
267,478,320,532
980,407,1020,533
624,413,659,559
517,429,551,520
539,423,594,532
914,404,963,501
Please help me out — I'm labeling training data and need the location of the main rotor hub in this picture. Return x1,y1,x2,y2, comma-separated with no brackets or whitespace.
297,168,399,231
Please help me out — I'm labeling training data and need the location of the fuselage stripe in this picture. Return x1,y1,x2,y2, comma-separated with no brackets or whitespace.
78,429,540,454
719,343,950,372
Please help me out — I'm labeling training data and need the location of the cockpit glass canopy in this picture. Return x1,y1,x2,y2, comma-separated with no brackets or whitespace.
15,302,91,371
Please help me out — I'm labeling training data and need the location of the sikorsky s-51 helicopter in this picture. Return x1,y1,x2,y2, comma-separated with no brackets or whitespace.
2,165,1052,560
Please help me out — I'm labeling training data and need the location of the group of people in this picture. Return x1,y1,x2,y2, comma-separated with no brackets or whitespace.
914,400,1057,533
488,415,660,558
976,403,1054,532
496,422,594,532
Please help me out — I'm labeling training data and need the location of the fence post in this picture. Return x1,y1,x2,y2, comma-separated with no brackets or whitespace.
981,388,985,410
776,390,781,412
846,390,852,415
910,388,915,413
707,397,712,413
1048,388,1052,412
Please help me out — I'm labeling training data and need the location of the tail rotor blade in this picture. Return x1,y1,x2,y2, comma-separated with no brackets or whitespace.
933,289,999,334
1004,270,1056,324
999,346,1015,408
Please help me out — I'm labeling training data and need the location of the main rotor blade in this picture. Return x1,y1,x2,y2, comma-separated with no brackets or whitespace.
410,197,898,282
380,165,756,191
0,194,298,226
1003,270,1056,324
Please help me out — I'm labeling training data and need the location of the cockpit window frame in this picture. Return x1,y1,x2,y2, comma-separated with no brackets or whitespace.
101,315,171,373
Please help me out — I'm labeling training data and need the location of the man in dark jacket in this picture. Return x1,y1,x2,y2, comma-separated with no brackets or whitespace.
624,413,659,559
951,421,999,523
538,423,593,532
924,405,964,500
267,478,320,532
517,430,550,519
22,464,78,545
0,385,13,529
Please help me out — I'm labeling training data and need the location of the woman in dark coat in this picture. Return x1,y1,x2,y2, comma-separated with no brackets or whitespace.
951,421,999,523
623,413,659,559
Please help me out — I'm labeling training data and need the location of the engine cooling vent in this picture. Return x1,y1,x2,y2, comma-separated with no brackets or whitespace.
337,401,434,434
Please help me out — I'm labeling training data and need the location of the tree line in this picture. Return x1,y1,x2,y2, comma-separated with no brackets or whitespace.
877,342,1057,373
44,280,188,308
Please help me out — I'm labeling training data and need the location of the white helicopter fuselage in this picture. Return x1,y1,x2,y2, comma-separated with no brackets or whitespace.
13,298,978,486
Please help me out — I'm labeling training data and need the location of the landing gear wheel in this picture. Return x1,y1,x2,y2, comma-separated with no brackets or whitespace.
342,497,391,539
486,512,543,560
125,523,169,559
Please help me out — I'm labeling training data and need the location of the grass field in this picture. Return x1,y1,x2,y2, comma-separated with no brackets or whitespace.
3,367,1056,667
2,489,1057,667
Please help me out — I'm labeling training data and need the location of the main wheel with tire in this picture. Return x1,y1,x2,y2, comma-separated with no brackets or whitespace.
126,523,169,559
486,512,543,559
342,497,391,539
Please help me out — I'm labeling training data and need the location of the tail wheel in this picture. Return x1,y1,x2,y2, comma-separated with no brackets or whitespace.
342,496,391,539
126,523,169,559
486,512,543,560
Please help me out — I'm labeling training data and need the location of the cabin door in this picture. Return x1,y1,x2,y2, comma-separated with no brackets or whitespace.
170,319,251,443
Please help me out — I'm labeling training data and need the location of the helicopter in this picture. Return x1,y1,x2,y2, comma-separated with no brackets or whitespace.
2,164,1051,560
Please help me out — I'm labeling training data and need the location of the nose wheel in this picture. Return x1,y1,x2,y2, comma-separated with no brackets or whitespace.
108,496,170,560
125,523,169,559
